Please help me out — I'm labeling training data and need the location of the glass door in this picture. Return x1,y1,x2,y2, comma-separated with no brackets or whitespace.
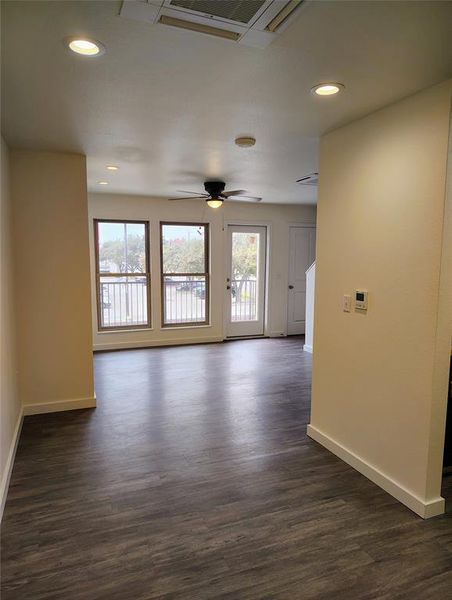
225,225,266,337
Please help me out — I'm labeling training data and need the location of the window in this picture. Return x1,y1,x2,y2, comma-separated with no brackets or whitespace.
160,222,209,326
94,220,150,330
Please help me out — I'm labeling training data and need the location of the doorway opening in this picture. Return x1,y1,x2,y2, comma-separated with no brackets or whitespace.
287,225,316,335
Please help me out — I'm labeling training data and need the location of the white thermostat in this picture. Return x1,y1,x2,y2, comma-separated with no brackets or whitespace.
355,290,368,311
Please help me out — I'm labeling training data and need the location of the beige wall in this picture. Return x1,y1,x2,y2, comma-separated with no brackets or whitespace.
428,108,452,498
309,80,452,518
0,137,21,516
10,150,95,412
89,194,316,350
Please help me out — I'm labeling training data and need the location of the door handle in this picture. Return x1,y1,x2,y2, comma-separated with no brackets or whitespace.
226,285,231,290
288,285,294,289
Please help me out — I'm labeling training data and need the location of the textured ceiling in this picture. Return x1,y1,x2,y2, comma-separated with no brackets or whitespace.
2,1,452,203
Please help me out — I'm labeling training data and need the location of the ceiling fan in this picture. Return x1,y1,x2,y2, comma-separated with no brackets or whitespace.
168,181,262,208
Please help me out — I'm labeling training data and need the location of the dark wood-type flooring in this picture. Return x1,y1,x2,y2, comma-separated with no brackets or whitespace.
2,337,452,599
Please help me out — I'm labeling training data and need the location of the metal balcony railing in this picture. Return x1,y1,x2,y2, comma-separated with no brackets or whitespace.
100,280,148,328
163,278,207,324
100,277,258,328
231,279,257,321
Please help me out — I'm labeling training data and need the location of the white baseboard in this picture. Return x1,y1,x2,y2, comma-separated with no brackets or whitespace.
303,344,313,353
1,408,24,521
307,424,445,519
93,336,223,351
23,395,97,416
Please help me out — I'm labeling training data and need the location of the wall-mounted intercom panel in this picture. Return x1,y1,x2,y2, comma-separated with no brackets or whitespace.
355,290,368,311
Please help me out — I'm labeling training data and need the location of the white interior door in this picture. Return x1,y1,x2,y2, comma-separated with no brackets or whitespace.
225,225,266,337
287,226,316,335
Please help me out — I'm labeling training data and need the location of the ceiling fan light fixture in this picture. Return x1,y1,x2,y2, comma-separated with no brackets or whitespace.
206,198,224,209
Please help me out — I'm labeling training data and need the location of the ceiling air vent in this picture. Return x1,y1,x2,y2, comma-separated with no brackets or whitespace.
168,0,267,24
265,0,302,32
158,15,241,40
296,173,318,186
120,0,308,48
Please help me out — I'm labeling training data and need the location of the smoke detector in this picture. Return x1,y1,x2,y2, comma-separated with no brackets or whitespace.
235,136,256,148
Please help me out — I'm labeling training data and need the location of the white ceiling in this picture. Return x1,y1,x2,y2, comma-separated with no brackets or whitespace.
2,1,452,204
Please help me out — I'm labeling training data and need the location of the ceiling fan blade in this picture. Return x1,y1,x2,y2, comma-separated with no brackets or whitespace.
168,196,207,201
177,190,208,196
228,195,262,202
223,189,248,197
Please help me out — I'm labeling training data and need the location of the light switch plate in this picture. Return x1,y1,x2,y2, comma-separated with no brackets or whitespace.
343,294,351,312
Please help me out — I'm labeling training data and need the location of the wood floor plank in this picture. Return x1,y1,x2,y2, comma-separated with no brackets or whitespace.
1,337,451,599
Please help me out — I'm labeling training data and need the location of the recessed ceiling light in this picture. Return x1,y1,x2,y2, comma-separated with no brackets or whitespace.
235,136,256,148
311,83,344,96
66,37,105,56
106,165,119,171
98,181,108,185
